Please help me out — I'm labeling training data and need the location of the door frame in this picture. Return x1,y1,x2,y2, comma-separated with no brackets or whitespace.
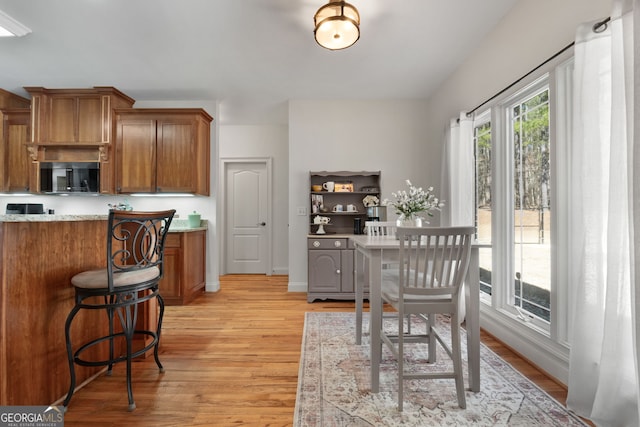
220,157,273,276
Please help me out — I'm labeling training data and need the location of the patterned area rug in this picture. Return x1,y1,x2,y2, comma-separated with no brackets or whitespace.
294,312,588,426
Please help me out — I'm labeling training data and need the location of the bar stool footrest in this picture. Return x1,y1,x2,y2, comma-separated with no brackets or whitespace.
73,330,159,368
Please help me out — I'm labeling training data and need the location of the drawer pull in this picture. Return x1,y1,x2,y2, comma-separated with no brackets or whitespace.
313,241,320,247
334,241,342,248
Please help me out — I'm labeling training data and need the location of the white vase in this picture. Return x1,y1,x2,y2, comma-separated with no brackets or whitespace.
396,215,423,228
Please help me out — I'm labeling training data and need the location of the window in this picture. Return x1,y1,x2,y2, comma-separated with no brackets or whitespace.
508,85,551,324
473,113,493,299
460,44,578,381
473,60,572,337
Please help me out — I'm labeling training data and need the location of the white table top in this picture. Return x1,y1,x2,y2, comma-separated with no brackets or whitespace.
350,234,402,249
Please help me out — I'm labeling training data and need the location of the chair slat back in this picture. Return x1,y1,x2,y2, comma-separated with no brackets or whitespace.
107,209,176,290
365,220,397,237
397,226,474,301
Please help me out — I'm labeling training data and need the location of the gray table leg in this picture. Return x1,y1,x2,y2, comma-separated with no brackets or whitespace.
355,247,364,345
369,249,382,393
466,246,480,392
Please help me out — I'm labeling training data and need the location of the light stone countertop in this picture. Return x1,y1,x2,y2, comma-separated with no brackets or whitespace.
0,215,208,232
0,214,107,222
167,219,208,232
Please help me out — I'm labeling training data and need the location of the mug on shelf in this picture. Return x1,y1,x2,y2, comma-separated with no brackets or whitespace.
346,204,357,212
332,204,344,212
313,215,330,224
323,181,335,192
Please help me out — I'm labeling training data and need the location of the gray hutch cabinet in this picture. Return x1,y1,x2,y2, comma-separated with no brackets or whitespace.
307,171,380,302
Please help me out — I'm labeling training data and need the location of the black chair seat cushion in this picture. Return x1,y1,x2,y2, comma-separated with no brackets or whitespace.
71,266,160,290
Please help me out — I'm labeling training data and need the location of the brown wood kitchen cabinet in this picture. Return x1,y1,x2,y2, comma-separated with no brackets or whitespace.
0,109,33,192
25,86,135,145
114,109,212,195
24,86,135,193
0,89,30,109
159,230,206,305
0,89,32,192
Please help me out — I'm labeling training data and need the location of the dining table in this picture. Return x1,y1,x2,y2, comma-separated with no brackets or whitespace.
351,234,482,393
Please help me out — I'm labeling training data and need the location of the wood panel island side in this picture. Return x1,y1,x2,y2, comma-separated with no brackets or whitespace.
0,215,109,406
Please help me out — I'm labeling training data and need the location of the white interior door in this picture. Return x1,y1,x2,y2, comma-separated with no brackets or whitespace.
225,162,269,274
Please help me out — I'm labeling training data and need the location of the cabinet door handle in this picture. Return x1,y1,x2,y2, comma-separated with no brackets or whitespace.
336,269,341,274
259,222,266,226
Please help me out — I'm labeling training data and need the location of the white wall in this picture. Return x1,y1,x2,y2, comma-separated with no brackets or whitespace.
423,0,612,383
425,0,612,156
287,99,435,290
218,124,289,274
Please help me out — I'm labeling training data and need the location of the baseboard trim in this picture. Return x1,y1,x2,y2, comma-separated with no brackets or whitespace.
288,281,307,293
206,280,220,292
480,305,570,385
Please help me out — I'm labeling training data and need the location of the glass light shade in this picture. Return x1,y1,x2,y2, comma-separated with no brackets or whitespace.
314,1,360,50
0,10,31,37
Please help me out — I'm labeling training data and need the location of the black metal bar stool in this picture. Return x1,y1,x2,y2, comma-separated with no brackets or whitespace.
63,209,175,411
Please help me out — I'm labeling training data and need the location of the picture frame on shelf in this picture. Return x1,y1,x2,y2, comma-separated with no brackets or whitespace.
311,194,324,213
335,182,354,192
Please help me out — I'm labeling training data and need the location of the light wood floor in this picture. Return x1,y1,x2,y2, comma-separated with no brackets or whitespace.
60,274,573,426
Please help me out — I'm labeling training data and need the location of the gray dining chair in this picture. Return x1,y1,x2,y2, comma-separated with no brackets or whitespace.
364,220,397,238
379,226,474,411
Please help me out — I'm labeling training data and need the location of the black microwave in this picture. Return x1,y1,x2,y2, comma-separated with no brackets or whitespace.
40,162,100,193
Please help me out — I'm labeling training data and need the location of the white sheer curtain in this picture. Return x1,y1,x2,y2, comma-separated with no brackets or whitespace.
567,1,638,426
441,113,474,227
441,113,474,321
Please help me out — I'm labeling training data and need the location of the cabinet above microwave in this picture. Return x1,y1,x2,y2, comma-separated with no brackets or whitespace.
25,86,135,145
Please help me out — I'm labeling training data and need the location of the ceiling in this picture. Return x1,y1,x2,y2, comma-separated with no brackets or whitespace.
0,0,518,125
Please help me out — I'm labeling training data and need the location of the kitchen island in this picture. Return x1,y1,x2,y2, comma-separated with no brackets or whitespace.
0,214,207,405
0,215,108,406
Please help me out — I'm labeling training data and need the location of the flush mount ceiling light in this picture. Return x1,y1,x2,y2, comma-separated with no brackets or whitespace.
0,10,31,37
314,0,360,50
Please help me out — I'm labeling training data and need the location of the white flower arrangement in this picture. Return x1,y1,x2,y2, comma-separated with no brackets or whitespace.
383,180,444,220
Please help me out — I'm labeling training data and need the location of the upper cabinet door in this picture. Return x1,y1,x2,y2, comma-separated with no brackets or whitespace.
156,118,197,193
48,95,103,144
1,109,33,192
156,111,211,195
115,116,157,193
0,90,32,193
